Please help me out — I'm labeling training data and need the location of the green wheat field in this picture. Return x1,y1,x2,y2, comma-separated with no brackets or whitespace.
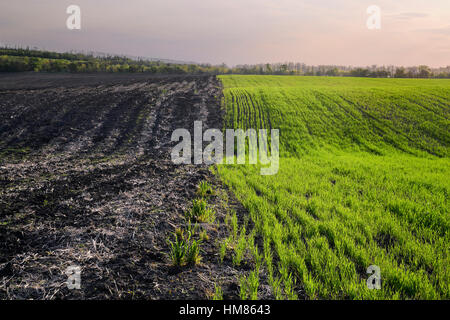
215,75,449,299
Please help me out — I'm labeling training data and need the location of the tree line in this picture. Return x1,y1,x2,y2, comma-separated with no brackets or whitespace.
0,47,228,74
229,63,450,79
1,47,449,78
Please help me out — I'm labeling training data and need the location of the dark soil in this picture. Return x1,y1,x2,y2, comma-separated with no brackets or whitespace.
0,73,259,300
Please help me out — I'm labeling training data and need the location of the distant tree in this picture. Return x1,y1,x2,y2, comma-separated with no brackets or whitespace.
418,65,431,78
326,68,339,76
351,68,370,77
394,67,406,78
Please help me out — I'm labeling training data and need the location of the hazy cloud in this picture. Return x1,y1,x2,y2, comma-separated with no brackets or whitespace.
415,25,450,36
387,12,429,20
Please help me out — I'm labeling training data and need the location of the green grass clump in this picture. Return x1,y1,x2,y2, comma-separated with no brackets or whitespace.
167,229,187,267
167,229,202,267
217,75,450,299
186,237,202,266
186,198,215,223
197,180,213,198
239,270,260,300
212,284,224,300
219,240,227,263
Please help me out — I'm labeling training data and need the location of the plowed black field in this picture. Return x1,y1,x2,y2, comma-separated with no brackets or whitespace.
0,73,249,299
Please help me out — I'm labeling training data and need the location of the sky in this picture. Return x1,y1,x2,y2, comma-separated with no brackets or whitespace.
0,0,449,67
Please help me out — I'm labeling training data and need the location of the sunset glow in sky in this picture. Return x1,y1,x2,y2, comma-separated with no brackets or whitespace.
1,0,449,67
